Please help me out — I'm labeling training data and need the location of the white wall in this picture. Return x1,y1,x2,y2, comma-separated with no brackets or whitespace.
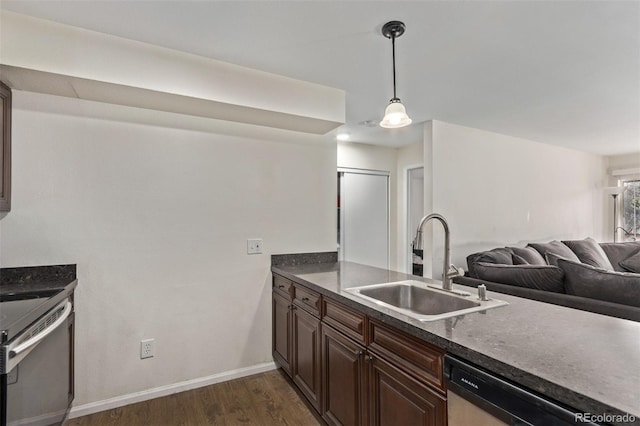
422,121,435,278
607,152,640,172
0,92,336,409
396,141,424,272
425,120,607,278
1,11,345,133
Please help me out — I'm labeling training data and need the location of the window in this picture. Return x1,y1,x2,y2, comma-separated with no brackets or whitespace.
622,180,640,239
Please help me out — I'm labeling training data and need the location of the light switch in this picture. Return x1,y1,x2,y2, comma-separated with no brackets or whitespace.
247,239,263,254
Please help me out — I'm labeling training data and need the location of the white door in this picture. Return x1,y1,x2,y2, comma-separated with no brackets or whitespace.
339,170,389,269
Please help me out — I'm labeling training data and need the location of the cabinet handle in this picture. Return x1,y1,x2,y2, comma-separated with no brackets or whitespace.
291,305,297,310
302,297,309,302
355,350,363,357
365,355,373,363
278,285,285,288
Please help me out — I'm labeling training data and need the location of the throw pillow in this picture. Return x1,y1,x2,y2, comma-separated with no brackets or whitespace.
473,262,565,293
467,248,513,279
600,242,640,272
527,241,580,263
508,246,547,265
512,254,529,265
556,258,640,308
475,248,514,265
620,250,640,273
562,237,614,270
545,252,572,267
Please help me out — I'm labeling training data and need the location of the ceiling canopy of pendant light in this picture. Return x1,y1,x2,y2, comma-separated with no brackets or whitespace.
379,20,412,129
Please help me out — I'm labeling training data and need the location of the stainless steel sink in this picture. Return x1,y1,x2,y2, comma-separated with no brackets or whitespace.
345,280,508,321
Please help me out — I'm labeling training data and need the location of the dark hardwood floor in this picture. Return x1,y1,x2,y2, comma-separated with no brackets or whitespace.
67,369,322,426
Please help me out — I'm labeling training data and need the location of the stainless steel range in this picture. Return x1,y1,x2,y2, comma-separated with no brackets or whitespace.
1,271,76,426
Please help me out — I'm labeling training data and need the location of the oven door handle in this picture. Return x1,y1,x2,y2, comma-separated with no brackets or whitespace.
9,301,73,358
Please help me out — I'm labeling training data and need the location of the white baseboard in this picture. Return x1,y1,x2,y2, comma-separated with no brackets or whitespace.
68,361,277,419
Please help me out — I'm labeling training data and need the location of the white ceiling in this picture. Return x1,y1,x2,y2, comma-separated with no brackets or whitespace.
1,0,639,155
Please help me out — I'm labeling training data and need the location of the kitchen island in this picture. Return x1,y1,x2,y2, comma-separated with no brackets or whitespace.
272,253,639,425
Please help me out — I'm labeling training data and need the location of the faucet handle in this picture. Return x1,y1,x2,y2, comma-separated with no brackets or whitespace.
447,265,465,278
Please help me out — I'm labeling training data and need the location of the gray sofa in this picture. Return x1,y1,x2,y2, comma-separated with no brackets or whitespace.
453,238,640,322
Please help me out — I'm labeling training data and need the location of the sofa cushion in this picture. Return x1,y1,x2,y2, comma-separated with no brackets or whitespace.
600,242,640,272
562,237,613,270
557,258,640,308
473,262,565,293
508,246,547,265
620,250,640,273
527,240,580,263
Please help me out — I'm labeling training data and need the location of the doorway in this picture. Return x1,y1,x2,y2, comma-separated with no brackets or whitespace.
407,166,424,274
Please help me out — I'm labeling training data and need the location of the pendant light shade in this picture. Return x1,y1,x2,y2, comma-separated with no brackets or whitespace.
380,98,412,128
380,21,412,129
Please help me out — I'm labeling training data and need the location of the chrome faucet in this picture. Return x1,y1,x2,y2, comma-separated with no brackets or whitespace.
412,213,464,291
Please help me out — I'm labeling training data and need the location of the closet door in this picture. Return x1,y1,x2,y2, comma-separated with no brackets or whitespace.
339,170,389,269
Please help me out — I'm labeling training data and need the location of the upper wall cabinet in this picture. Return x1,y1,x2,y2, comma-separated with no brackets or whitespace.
0,81,11,212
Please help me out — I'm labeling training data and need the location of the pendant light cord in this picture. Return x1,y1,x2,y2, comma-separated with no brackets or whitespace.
392,35,397,99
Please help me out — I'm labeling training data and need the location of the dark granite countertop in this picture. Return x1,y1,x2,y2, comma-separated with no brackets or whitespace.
0,264,77,295
272,258,640,424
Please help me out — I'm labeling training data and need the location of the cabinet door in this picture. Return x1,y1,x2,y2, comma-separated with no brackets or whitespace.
272,291,292,376
292,306,321,410
369,355,446,426
321,325,366,426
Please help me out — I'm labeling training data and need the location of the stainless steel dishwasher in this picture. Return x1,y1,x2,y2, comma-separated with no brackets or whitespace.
444,354,601,426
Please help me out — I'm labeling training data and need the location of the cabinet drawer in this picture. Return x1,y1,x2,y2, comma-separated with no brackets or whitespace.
273,274,294,298
322,298,367,345
368,320,445,392
294,284,321,317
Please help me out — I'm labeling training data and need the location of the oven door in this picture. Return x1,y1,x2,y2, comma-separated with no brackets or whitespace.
3,311,74,426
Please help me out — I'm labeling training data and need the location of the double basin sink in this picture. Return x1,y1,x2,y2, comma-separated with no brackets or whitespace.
345,280,508,322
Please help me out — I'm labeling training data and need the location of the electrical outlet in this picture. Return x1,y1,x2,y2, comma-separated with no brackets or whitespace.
140,338,155,359
247,238,263,254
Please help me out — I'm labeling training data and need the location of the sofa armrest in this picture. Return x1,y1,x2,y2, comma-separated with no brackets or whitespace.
453,276,640,322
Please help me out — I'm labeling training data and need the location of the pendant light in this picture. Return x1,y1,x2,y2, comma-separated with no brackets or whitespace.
379,21,412,129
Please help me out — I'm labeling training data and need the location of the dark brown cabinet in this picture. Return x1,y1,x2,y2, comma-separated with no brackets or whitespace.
322,305,447,426
321,324,367,426
272,290,292,376
368,319,444,393
292,303,321,410
273,274,447,426
369,355,446,426
0,81,11,212
272,275,322,410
